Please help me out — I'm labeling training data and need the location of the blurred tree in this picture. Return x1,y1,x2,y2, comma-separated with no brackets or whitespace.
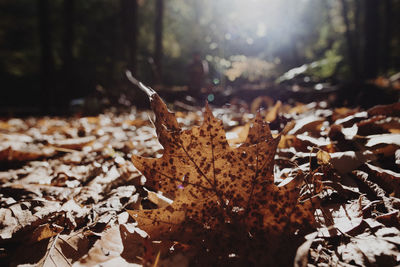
154,0,164,83
363,0,380,79
381,0,393,73
62,0,75,101
337,0,398,80
121,0,138,75
340,0,359,79
37,0,54,112
1,0,400,113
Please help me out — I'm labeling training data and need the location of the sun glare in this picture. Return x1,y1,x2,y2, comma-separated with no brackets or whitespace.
230,0,282,37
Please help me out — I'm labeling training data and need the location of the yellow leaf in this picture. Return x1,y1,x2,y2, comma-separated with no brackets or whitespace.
317,150,331,165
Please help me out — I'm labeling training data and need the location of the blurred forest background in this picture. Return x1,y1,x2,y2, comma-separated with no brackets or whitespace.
1,0,399,115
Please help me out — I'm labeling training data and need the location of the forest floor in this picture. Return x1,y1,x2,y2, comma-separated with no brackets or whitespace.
0,92,400,266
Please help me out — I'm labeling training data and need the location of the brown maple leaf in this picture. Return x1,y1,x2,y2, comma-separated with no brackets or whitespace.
127,82,314,242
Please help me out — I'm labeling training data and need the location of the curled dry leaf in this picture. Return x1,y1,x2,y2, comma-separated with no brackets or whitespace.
361,163,400,197
127,85,315,243
250,95,274,114
287,115,324,136
365,133,400,147
316,197,364,237
329,151,376,174
0,145,55,162
367,102,400,117
336,227,400,266
30,223,64,243
225,123,250,146
316,150,331,165
265,100,282,122
50,136,96,150
73,226,124,267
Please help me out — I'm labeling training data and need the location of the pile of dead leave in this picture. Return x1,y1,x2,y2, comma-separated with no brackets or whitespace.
0,89,399,266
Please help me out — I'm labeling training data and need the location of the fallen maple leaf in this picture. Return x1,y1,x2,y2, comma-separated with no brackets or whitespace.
127,82,314,244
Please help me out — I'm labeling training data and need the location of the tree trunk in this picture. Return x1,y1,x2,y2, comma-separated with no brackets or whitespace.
381,0,392,73
340,0,359,79
37,0,54,112
63,0,75,100
154,0,164,83
354,0,361,71
121,0,138,75
363,0,380,79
